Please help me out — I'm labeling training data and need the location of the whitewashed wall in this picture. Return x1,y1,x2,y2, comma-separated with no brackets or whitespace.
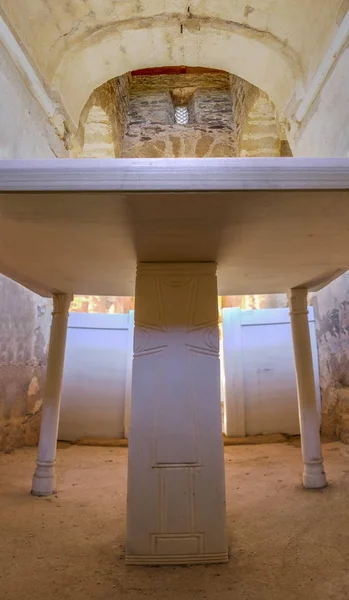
58,312,134,441
293,47,349,158
222,307,320,437
58,308,320,440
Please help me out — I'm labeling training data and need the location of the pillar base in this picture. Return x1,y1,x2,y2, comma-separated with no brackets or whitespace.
125,552,229,566
303,461,327,489
31,461,56,496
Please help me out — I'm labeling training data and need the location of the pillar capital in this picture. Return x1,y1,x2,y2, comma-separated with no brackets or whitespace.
52,293,73,316
288,287,308,316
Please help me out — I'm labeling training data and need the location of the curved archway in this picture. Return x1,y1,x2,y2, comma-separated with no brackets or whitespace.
73,77,129,158
79,105,115,158
239,91,281,157
52,16,301,127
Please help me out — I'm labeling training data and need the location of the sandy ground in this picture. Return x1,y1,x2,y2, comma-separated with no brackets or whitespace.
1,441,349,600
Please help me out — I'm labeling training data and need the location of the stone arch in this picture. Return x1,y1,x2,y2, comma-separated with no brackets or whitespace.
71,76,130,158
78,105,115,158
239,91,282,157
52,16,301,128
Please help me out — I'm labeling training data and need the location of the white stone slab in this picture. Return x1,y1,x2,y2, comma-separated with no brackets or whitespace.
1,157,349,191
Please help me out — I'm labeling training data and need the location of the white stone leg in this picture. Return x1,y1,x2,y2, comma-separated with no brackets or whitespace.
288,288,327,489
32,293,72,496
126,263,228,565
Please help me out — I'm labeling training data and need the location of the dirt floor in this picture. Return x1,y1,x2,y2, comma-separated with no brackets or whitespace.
1,441,349,600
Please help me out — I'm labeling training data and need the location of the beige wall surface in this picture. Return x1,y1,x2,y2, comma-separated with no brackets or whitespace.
0,42,66,159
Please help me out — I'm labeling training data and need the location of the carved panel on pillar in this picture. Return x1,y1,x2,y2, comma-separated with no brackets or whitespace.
126,263,228,565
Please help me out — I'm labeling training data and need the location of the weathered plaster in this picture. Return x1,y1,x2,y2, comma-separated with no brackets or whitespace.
292,47,349,157
0,41,67,158
0,276,51,451
0,35,65,449
2,0,340,83
0,15,66,140
1,1,347,154
53,16,298,127
314,272,349,442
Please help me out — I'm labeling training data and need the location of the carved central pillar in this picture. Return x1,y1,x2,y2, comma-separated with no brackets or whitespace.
126,263,228,565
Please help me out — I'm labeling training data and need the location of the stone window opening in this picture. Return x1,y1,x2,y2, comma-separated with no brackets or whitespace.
170,87,196,125
174,105,189,125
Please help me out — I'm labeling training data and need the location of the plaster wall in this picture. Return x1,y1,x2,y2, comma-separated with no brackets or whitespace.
192,89,234,126
0,42,66,159
292,48,349,157
2,0,348,161
0,276,51,450
79,73,283,160
2,0,344,131
59,313,131,442
314,272,349,442
0,39,66,449
2,0,341,80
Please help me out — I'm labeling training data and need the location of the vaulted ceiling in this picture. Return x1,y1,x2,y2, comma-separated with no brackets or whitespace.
0,0,346,127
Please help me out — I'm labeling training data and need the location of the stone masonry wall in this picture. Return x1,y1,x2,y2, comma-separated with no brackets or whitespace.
127,91,175,126
130,73,230,93
229,75,259,150
122,73,238,158
313,272,349,442
122,124,238,158
0,43,63,451
76,75,130,158
191,89,234,127
240,91,281,157
79,105,115,158
75,71,283,160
